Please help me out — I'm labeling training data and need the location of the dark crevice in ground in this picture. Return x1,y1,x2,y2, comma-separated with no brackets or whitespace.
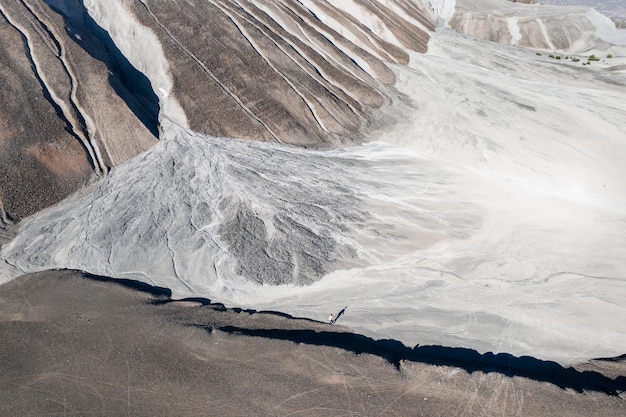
83,272,171,299
79,270,626,396
213,326,626,396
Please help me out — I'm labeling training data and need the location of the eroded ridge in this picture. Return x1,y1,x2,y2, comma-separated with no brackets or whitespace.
121,0,434,145
0,0,105,175
0,0,158,223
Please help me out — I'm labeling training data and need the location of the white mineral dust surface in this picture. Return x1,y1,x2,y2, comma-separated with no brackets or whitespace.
2,28,626,365
221,29,626,364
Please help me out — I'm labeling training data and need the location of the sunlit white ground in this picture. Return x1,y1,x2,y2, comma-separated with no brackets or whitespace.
251,30,626,364
2,27,626,364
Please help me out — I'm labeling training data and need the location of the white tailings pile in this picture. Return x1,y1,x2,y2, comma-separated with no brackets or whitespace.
2,3,626,364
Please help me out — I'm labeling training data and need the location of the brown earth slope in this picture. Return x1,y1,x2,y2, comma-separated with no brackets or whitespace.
1,270,624,416
0,0,158,229
0,0,433,228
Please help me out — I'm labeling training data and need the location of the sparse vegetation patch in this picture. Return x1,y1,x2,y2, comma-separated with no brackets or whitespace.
536,51,612,67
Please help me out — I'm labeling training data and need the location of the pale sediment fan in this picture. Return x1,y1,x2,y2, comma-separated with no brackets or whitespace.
0,0,433,228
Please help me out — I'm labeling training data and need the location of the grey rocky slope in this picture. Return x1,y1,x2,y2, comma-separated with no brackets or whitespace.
0,0,433,227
